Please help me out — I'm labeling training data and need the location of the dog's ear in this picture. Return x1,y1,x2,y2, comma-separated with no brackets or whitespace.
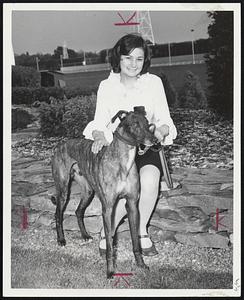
133,106,146,116
111,110,128,123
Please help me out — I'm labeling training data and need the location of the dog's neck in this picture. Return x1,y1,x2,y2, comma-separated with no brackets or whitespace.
110,126,138,174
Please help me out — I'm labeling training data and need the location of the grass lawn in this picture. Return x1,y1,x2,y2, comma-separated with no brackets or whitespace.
11,224,233,290
54,58,208,93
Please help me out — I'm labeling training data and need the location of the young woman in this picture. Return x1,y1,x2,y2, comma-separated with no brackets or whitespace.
83,33,177,256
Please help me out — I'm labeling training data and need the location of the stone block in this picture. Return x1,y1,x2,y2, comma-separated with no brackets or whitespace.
209,210,233,233
150,217,210,233
156,194,233,215
174,232,230,248
61,215,103,234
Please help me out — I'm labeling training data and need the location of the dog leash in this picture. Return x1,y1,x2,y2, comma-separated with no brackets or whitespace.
138,143,173,189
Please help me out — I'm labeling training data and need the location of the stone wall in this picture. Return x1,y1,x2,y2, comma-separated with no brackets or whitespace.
11,156,233,249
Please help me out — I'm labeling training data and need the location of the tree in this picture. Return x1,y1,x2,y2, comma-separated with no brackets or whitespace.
178,71,207,109
12,65,41,87
205,11,233,119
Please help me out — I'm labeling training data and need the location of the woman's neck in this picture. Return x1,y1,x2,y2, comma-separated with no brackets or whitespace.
120,74,138,89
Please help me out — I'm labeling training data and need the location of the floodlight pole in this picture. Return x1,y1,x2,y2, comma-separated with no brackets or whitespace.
60,55,63,68
83,51,86,65
191,29,195,64
36,57,40,72
168,42,172,66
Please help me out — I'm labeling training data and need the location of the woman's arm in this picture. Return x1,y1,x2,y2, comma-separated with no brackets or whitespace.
83,81,114,145
152,76,177,145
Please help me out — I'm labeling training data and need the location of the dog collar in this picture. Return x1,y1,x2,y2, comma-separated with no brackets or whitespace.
113,131,138,147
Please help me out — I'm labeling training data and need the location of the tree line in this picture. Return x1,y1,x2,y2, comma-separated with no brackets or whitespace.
14,38,210,71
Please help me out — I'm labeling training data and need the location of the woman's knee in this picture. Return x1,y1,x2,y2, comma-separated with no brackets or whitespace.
139,165,160,192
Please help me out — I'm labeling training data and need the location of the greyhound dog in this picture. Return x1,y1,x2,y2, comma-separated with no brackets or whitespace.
51,106,158,278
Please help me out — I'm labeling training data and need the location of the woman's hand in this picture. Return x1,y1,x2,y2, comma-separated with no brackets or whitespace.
91,130,110,154
154,124,169,143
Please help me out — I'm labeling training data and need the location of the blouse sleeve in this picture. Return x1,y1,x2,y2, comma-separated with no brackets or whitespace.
82,81,114,143
152,76,177,145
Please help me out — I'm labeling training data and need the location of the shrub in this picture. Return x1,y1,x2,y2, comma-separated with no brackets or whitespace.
12,87,33,105
159,71,178,107
39,102,66,137
205,11,233,119
64,87,98,99
12,87,65,105
12,108,34,131
62,95,96,138
12,65,41,87
32,87,65,103
178,71,208,109
39,95,96,138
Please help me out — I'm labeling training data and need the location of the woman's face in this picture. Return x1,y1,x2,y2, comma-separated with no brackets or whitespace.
120,47,145,78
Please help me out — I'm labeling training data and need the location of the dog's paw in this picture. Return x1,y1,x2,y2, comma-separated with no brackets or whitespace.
58,239,66,246
82,234,93,241
107,271,115,279
137,260,149,270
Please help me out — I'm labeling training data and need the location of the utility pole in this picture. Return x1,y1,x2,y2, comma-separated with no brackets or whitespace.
168,42,172,66
191,29,195,64
60,55,63,68
36,57,40,71
83,51,86,65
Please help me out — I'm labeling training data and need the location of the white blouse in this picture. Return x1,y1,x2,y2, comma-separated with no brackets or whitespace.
83,71,177,145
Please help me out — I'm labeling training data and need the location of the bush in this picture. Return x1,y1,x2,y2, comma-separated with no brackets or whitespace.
39,102,66,137
12,65,41,87
159,71,178,107
205,11,233,119
12,87,65,105
178,71,208,109
12,87,33,105
12,108,34,131
39,95,96,138
62,95,96,138
12,86,97,106
64,87,98,99
32,87,65,103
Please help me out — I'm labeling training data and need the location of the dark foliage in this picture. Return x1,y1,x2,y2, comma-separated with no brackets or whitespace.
39,95,96,138
12,108,34,131
159,72,178,107
39,102,66,137
178,71,207,109
204,11,233,120
12,66,41,87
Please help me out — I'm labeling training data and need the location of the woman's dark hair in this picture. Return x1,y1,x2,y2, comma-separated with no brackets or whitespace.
110,33,151,74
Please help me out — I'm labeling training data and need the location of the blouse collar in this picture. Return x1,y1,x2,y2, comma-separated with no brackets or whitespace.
107,71,149,88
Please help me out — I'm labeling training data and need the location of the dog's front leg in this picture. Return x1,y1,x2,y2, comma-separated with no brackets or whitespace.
125,197,149,270
102,204,115,279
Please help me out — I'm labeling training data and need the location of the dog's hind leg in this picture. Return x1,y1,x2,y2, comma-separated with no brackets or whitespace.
52,147,74,247
72,163,95,241
55,176,73,246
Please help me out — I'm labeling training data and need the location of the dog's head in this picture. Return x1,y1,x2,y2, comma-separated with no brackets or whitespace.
111,106,158,146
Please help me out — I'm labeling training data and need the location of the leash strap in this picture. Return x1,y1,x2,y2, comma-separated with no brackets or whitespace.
158,147,173,189
138,143,173,189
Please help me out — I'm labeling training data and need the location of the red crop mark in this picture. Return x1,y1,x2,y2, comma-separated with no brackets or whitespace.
114,12,140,26
21,206,28,230
215,208,227,231
113,273,133,287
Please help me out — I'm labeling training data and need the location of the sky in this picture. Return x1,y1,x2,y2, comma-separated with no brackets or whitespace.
12,10,212,55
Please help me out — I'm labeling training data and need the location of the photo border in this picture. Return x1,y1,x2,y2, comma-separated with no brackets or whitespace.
3,2,241,297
